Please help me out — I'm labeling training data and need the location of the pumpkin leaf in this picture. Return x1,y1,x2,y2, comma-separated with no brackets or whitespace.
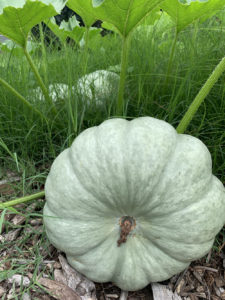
67,0,98,27
160,0,225,33
101,21,120,34
45,16,85,44
90,0,165,38
0,0,66,47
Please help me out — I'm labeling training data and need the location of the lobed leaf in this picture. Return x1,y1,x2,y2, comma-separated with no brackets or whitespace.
45,16,85,44
67,0,98,28
0,0,66,47
68,0,164,37
160,0,225,33
92,0,165,38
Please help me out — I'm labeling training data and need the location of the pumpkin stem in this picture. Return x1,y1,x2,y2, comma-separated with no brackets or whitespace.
117,216,136,247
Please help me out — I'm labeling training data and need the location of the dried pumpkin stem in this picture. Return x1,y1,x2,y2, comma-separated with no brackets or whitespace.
117,216,135,246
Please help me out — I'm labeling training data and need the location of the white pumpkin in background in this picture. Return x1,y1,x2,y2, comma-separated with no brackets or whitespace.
31,83,71,102
76,70,120,106
43,117,225,291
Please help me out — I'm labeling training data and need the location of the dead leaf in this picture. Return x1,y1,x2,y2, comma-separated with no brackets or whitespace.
37,277,81,300
0,286,6,297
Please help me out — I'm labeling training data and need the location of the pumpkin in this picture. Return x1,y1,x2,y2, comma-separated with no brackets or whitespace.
31,83,71,102
43,117,225,291
76,70,119,106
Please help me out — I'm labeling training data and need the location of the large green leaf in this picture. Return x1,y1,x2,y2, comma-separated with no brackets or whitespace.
93,0,165,37
45,16,85,44
67,0,97,27
0,0,66,47
161,0,225,33
68,0,165,37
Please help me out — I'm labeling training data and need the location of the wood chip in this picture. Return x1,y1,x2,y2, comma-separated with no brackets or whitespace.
29,218,43,226
105,294,119,298
54,269,67,285
4,228,21,242
53,261,61,269
37,277,81,300
119,290,128,300
151,283,182,299
58,255,97,300
8,274,30,287
193,270,204,285
175,278,186,294
22,293,31,300
194,266,218,273
0,286,6,297
195,292,207,298
11,214,26,226
215,277,225,287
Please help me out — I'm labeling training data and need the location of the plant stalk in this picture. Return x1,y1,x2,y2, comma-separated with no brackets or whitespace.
39,23,48,85
177,55,225,134
0,191,45,209
117,36,130,115
82,26,90,76
0,77,44,120
23,47,56,115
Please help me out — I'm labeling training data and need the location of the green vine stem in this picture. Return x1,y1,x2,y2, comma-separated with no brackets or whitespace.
117,35,130,115
0,191,45,209
177,55,225,134
0,77,44,120
39,23,48,85
164,28,178,90
23,47,57,115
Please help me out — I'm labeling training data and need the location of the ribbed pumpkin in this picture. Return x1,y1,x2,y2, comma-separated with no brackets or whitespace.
44,117,225,291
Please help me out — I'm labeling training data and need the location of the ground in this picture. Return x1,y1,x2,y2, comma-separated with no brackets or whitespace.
0,172,224,299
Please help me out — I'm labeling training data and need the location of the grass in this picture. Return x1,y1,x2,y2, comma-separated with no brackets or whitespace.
0,11,225,298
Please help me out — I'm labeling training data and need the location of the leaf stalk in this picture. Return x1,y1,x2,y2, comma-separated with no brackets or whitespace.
0,77,44,120
23,47,56,115
116,36,130,115
177,55,225,133
0,191,45,209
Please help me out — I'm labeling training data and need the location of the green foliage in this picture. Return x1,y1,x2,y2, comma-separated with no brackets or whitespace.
161,0,225,33
0,40,39,56
45,16,86,44
90,0,164,38
67,0,98,27
0,0,66,47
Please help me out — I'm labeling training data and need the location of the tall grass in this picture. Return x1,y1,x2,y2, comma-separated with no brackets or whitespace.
0,13,225,186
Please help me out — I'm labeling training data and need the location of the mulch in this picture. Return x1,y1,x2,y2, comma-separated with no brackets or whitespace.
0,175,225,300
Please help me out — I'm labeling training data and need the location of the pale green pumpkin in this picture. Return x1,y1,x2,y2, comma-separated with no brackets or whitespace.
44,117,225,291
